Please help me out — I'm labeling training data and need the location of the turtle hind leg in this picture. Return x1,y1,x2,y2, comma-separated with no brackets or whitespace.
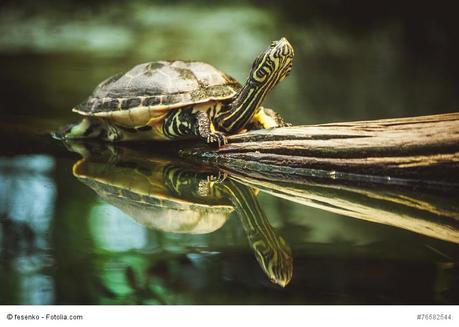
248,107,291,130
52,118,105,140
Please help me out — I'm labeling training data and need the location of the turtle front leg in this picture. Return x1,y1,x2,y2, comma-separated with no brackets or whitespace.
248,107,291,130
194,111,227,147
163,108,227,147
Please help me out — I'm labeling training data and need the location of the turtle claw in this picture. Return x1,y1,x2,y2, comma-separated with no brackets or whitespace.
207,171,227,183
197,171,227,197
197,179,210,197
206,132,227,147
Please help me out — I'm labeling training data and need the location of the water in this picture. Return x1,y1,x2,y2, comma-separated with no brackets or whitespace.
0,0,459,304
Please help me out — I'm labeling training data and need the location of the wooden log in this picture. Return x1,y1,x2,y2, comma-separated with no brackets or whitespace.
178,112,459,243
180,113,459,184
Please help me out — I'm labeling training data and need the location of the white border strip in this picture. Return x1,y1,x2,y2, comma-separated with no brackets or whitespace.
0,305,457,327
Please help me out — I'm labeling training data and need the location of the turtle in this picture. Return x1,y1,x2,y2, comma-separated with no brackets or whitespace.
70,143,293,287
56,37,294,146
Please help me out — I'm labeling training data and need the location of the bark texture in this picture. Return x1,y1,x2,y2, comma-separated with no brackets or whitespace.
180,113,459,184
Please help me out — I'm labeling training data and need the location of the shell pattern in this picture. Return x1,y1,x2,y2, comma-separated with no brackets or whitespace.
73,61,241,127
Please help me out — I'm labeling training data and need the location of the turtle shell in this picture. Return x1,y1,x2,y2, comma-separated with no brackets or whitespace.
73,60,241,127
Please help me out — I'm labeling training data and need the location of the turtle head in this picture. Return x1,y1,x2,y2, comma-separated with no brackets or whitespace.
250,37,294,86
216,37,293,134
252,235,293,287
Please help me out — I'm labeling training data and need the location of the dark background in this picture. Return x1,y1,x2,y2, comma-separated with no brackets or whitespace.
1,0,459,125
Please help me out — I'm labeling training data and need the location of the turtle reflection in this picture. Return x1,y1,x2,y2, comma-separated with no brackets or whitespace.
71,144,293,287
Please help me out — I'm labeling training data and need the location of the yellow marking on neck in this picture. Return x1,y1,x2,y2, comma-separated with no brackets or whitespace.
223,75,278,131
